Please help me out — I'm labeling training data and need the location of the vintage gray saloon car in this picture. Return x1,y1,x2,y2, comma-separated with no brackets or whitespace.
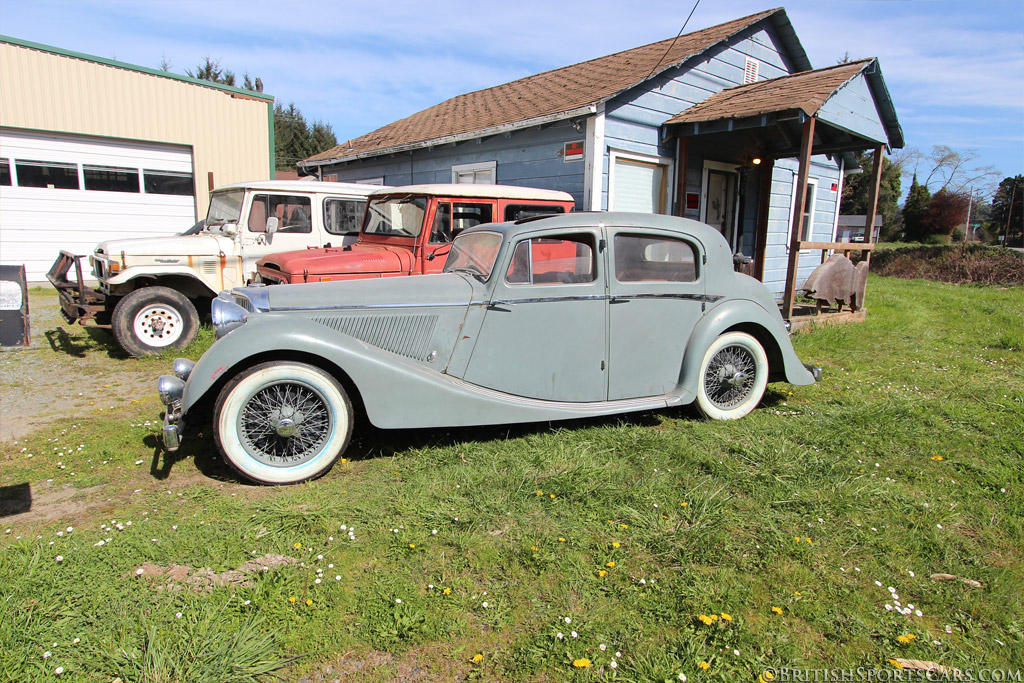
158,212,819,485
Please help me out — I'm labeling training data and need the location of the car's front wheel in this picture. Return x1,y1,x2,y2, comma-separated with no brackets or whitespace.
695,331,768,420
213,361,353,485
111,286,199,357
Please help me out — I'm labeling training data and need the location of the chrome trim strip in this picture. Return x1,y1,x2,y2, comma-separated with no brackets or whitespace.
269,293,724,312
274,301,470,311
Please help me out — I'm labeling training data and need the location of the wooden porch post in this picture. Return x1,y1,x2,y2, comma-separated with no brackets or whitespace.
861,144,884,266
782,116,816,319
753,157,775,281
674,135,688,216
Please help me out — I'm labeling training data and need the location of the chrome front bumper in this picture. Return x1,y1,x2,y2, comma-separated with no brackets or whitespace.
158,359,195,452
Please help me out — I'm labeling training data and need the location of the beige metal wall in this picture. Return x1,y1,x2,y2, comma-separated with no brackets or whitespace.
0,41,273,215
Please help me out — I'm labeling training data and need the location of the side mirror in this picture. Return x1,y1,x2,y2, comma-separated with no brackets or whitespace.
426,245,452,261
265,217,279,235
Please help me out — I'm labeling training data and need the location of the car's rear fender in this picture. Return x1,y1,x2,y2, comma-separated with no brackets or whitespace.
677,299,815,394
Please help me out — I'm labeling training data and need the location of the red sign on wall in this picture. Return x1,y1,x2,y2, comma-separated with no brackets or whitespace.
564,141,584,161
686,193,700,210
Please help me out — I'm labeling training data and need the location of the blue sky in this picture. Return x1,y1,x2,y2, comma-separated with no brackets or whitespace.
2,0,1021,196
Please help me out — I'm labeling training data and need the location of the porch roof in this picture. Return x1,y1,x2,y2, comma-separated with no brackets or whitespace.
666,58,903,156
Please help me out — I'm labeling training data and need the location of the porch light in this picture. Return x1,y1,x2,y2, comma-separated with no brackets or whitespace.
752,157,762,165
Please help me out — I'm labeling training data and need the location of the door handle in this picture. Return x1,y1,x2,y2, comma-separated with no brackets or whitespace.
487,300,515,311
609,297,630,304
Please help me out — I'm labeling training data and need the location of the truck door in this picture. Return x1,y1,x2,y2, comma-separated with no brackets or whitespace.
422,200,495,273
239,193,319,283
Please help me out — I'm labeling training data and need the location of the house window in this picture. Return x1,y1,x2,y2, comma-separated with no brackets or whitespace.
743,57,759,84
15,160,79,189
84,165,140,193
452,161,496,184
791,177,818,243
355,177,385,185
0,158,10,186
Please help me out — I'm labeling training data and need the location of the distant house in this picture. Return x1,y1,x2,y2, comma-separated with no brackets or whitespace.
837,214,882,242
300,8,902,309
0,35,275,281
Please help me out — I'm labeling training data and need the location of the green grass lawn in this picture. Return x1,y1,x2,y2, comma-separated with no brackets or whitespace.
1,276,1022,682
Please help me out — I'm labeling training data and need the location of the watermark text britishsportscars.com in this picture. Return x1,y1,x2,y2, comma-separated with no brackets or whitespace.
761,668,1022,682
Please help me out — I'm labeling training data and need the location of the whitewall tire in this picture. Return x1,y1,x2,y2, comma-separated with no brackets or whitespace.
695,331,769,420
213,361,353,484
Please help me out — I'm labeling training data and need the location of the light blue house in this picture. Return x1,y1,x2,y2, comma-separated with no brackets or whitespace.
299,8,902,315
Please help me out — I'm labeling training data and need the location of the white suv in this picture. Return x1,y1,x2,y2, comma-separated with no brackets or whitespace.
48,180,382,356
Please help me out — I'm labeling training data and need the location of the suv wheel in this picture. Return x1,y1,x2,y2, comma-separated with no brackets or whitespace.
112,286,199,357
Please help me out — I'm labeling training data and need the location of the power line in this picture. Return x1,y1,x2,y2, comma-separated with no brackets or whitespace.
644,0,702,83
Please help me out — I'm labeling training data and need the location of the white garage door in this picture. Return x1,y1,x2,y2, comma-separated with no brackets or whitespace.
610,154,670,214
0,129,196,281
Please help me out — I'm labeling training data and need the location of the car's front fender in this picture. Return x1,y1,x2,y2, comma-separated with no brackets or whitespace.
678,299,816,394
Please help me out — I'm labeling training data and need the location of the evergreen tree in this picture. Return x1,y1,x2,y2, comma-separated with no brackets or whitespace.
274,103,337,171
186,57,235,86
840,151,903,240
902,174,931,241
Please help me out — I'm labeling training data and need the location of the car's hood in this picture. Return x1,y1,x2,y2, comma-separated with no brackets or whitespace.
237,272,475,313
96,234,233,258
259,243,411,277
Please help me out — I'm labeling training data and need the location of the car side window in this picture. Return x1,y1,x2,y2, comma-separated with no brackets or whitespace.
504,204,567,221
430,202,494,244
614,233,697,282
506,235,596,285
248,194,313,233
324,198,366,235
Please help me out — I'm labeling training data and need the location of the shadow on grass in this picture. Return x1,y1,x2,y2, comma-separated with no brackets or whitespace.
43,325,129,359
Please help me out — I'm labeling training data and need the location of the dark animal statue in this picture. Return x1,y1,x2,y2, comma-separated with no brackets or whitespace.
800,254,869,312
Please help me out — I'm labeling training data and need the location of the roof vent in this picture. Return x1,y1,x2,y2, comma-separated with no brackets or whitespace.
743,58,759,84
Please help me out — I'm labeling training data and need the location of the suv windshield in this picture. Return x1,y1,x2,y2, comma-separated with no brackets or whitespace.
205,190,245,230
444,231,503,281
362,195,428,238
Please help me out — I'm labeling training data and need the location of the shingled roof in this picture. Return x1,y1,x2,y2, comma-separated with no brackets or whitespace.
305,8,804,166
667,59,871,123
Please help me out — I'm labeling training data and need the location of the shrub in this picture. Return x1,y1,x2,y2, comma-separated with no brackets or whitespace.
871,244,1024,285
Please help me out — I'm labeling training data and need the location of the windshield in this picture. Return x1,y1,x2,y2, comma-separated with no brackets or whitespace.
205,190,245,230
443,231,503,281
362,195,428,238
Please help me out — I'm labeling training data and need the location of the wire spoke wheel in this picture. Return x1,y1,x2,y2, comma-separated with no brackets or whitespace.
695,331,768,420
703,344,757,409
238,381,332,466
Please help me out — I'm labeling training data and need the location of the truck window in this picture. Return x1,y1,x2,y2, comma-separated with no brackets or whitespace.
249,194,313,233
324,198,366,235
504,204,567,221
430,202,494,244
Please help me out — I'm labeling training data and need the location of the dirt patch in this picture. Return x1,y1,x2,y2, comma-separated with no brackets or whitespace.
1,290,165,443
133,553,298,591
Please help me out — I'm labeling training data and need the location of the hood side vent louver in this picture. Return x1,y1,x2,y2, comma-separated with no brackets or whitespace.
312,313,438,361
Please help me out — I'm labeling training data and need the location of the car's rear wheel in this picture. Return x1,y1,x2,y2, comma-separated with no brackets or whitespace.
111,286,199,357
695,331,768,420
213,361,353,485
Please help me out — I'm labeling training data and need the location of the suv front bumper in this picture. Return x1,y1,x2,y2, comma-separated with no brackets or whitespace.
46,251,107,324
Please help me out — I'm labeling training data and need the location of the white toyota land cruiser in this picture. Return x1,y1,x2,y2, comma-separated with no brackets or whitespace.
47,180,381,357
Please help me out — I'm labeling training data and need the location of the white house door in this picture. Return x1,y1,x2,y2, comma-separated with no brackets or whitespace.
703,168,737,249
610,156,669,214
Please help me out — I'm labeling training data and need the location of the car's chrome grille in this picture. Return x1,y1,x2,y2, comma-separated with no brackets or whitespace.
312,313,438,361
231,294,255,313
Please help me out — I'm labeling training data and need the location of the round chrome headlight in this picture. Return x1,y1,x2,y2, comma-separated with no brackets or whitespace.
157,375,185,405
211,294,248,339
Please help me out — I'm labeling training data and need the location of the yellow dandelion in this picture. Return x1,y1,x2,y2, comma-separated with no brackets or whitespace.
806,538,812,544
288,596,296,603
698,661,710,670
887,659,904,670
531,545,539,551
558,537,566,543
680,502,688,507
443,588,451,595
896,635,910,644
771,606,783,615
795,536,801,542
906,634,917,640
305,599,313,606
620,524,629,529
293,542,302,549
720,613,732,621
471,654,483,663
599,570,607,577
612,542,621,549
605,561,615,568
550,494,556,499
409,544,415,549
572,658,591,668
931,455,943,461
698,615,714,625
341,458,348,463
536,490,543,496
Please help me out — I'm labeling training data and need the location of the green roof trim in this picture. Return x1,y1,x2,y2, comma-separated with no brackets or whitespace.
0,33,275,103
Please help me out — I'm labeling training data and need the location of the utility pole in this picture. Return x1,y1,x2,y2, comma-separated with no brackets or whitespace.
1005,179,1018,247
965,185,973,241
